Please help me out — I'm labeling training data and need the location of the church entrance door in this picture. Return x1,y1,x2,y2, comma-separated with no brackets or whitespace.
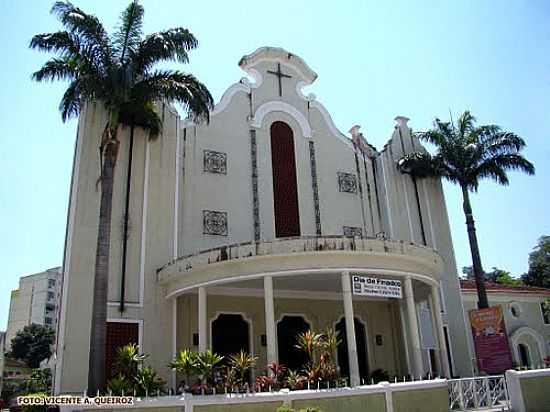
277,315,310,371
212,313,250,361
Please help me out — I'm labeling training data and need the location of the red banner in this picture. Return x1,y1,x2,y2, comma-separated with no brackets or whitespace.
469,306,513,374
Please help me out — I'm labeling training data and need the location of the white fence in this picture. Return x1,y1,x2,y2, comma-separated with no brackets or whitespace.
448,375,509,411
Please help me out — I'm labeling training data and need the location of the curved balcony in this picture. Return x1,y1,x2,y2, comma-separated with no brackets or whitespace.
157,235,444,298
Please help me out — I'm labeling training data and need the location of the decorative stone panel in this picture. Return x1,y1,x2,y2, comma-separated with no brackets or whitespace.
343,226,363,237
203,210,228,236
203,150,227,174
337,172,357,194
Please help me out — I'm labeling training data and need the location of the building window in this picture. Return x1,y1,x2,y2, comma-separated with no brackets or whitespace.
203,150,227,174
541,301,550,325
337,172,357,194
48,279,56,289
44,317,53,325
510,302,522,318
47,291,55,301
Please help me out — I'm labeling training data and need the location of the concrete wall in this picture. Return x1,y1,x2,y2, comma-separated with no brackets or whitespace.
64,379,448,412
506,368,550,412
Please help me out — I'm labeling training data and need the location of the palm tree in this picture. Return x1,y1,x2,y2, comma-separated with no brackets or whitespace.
397,111,534,309
30,1,213,392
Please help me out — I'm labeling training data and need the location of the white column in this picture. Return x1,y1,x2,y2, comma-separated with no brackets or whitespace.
399,300,411,375
172,298,178,389
264,276,278,368
404,276,424,378
431,284,451,378
198,287,207,352
341,271,360,387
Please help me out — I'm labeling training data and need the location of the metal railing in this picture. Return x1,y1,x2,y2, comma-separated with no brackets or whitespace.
449,375,509,411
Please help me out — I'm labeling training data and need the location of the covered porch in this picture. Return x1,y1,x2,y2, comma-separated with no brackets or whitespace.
157,236,451,389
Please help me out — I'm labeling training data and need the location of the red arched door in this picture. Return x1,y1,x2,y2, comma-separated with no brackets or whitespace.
270,121,301,237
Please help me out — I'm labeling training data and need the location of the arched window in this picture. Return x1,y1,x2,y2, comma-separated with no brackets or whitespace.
518,343,530,367
270,121,300,237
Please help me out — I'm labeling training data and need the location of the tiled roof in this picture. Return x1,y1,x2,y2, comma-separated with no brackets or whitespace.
460,279,550,296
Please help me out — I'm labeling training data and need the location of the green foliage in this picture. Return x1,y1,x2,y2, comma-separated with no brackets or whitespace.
522,236,550,288
106,344,165,396
106,374,133,395
20,393,48,412
195,350,224,387
228,350,257,387
134,366,166,396
295,328,342,385
398,111,535,192
9,324,55,368
463,265,522,286
170,348,199,388
30,1,214,127
113,343,147,380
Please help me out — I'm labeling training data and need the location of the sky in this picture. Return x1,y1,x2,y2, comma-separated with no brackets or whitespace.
1,0,549,328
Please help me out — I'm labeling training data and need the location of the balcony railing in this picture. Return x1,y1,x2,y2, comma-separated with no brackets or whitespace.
158,235,439,275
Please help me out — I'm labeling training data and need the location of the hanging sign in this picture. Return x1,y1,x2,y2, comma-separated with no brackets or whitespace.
469,306,513,374
352,275,402,299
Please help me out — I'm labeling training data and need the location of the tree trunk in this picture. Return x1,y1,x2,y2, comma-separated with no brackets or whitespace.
88,132,119,393
461,185,489,309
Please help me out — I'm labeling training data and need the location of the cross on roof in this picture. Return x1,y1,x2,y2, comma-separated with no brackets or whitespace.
267,63,292,97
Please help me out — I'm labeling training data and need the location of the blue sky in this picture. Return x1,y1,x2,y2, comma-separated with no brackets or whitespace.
1,0,549,328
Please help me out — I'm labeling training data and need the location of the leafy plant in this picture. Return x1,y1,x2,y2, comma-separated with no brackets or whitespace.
114,343,147,380
229,350,257,388
295,330,322,365
107,374,133,395
134,366,165,396
170,349,199,390
195,350,224,390
286,370,306,390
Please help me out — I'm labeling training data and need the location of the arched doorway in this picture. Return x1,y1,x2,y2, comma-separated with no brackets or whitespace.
336,317,369,382
270,121,300,238
211,313,250,361
518,343,530,368
277,315,310,371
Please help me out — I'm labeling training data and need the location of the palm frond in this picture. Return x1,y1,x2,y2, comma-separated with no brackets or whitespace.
59,79,82,121
134,28,198,72
51,1,112,70
113,1,144,65
397,152,442,178
457,110,476,137
31,57,78,82
473,154,535,187
30,31,81,56
132,70,213,122
119,101,162,137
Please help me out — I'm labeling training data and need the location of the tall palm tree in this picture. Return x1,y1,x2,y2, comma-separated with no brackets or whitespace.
30,1,213,392
397,111,534,309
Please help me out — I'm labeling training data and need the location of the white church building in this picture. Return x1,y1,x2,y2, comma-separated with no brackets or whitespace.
54,47,474,394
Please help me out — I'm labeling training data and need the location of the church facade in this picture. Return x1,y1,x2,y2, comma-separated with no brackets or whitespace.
54,47,473,394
